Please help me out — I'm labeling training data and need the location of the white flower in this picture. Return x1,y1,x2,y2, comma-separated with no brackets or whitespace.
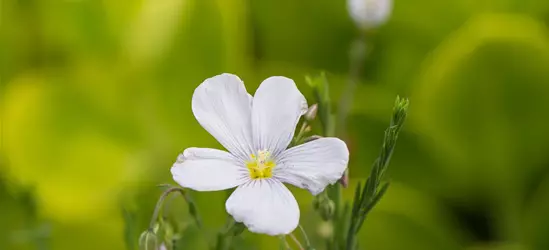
347,0,393,30
171,73,349,236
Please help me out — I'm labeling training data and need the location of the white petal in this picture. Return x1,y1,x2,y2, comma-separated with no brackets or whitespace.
274,138,349,195
226,179,299,235
171,148,248,191
192,73,254,160
252,76,307,156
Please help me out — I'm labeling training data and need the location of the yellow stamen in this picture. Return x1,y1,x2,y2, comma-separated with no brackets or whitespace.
246,150,275,179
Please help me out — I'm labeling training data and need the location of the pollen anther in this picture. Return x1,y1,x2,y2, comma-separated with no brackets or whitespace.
246,150,275,179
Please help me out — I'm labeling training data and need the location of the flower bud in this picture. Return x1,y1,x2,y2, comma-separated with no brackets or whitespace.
347,0,393,30
139,229,158,250
319,200,335,221
304,104,318,121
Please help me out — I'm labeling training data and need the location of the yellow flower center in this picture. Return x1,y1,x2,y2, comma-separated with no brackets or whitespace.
246,150,276,179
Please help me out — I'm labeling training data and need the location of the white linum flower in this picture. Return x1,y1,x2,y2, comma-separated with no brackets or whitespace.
171,73,349,236
347,0,393,30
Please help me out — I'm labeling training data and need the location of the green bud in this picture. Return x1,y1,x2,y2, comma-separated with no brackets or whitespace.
304,104,318,121
139,229,158,250
320,200,335,221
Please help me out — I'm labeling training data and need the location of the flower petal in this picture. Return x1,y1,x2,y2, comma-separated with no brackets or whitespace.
171,148,248,191
274,138,349,195
226,179,299,235
192,73,254,160
252,76,308,156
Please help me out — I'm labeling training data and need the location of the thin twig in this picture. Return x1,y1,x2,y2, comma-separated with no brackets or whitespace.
148,187,183,229
298,225,311,248
280,235,293,250
289,233,304,250
337,32,367,137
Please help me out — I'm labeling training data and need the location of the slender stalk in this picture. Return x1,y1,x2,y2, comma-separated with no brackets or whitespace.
289,233,304,250
148,186,201,231
279,235,293,250
148,187,183,230
324,32,368,250
337,32,367,137
345,221,357,250
292,121,310,146
328,184,342,250
298,225,311,248
215,217,234,250
215,216,246,250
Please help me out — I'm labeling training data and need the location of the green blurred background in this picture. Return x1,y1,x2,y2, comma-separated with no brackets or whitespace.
2,0,549,249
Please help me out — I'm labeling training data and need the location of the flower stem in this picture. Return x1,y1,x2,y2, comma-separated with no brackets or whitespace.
148,186,201,230
298,225,312,248
337,32,368,138
279,235,293,250
148,187,178,230
289,233,304,250
215,216,246,250
294,121,309,145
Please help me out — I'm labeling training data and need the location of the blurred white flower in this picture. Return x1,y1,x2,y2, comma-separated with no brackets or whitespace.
347,0,393,30
171,73,349,236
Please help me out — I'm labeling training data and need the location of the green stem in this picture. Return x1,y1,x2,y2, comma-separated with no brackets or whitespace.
148,187,182,230
148,186,201,231
298,225,312,248
289,233,304,250
215,216,246,250
280,235,292,250
293,121,309,145
345,223,356,250
329,186,342,250
337,32,367,137
216,217,233,250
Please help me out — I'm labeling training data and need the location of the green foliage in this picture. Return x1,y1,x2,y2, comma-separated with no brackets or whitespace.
3,0,549,249
346,97,409,250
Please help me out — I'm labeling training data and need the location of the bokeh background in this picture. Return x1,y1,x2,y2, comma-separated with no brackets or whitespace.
2,0,549,249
